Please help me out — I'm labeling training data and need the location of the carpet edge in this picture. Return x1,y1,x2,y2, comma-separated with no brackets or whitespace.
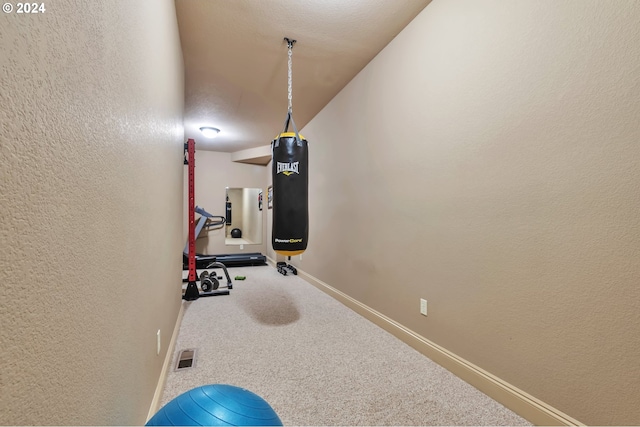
295,266,585,427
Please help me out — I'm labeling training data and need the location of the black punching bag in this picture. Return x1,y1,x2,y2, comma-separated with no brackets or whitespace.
272,113,309,256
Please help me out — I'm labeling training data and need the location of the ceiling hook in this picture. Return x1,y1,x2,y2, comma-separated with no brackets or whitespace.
284,37,296,49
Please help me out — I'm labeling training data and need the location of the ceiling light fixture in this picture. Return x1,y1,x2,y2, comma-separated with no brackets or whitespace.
199,127,220,139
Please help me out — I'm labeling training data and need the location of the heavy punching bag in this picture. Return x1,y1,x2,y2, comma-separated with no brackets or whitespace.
272,112,308,256
272,38,309,256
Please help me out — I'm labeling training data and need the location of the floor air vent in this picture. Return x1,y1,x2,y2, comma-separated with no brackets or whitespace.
175,349,196,371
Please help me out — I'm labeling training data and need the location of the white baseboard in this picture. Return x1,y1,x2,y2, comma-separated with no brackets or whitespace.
146,301,185,422
296,268,584,426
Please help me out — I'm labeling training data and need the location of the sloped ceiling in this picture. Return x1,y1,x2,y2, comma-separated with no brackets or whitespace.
176,0,431,153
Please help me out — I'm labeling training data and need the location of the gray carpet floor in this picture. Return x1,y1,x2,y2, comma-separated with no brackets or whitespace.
162,265,531,426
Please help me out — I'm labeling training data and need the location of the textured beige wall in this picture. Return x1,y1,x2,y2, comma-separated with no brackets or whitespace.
294,0,640,425
0,1,184,425
186,150,268,255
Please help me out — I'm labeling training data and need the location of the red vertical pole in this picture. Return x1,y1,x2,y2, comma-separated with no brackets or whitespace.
187,138,196,282
183,138,229,300
183,138,200,300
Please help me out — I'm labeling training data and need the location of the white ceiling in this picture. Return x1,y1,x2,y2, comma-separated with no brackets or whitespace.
176,0,431,152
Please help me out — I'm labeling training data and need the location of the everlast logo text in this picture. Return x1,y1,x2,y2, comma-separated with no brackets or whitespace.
277,161,299,176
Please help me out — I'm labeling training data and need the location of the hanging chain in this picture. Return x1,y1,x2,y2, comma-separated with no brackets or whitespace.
287,42,293,113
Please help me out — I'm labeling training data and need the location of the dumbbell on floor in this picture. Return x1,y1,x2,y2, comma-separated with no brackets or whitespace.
199,271,219,292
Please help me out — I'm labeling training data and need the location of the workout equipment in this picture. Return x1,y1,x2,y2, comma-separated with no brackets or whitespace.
230,228,242,238
183,252,267,270
201,272,222,281
276,262,297,276
181,206,225,258
183,139,231,300
272,37,309,257
180,205,266,269
181,265,232,292
234,276,246,281
145,384,282,426
199,271,219,292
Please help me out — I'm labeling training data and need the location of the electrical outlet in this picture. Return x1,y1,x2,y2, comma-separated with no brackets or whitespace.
300,254,303,261
420,299,428,316
156,330,161,355
240,244,244,250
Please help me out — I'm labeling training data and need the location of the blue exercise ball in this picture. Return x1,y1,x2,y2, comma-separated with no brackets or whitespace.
146,384,283,426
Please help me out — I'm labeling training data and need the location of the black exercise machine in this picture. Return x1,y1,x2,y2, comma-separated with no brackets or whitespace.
181,205,228,268
181,205,267,270
182,252,267,270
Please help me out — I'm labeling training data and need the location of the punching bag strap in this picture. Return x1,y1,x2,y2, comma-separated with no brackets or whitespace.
281,110,302,146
